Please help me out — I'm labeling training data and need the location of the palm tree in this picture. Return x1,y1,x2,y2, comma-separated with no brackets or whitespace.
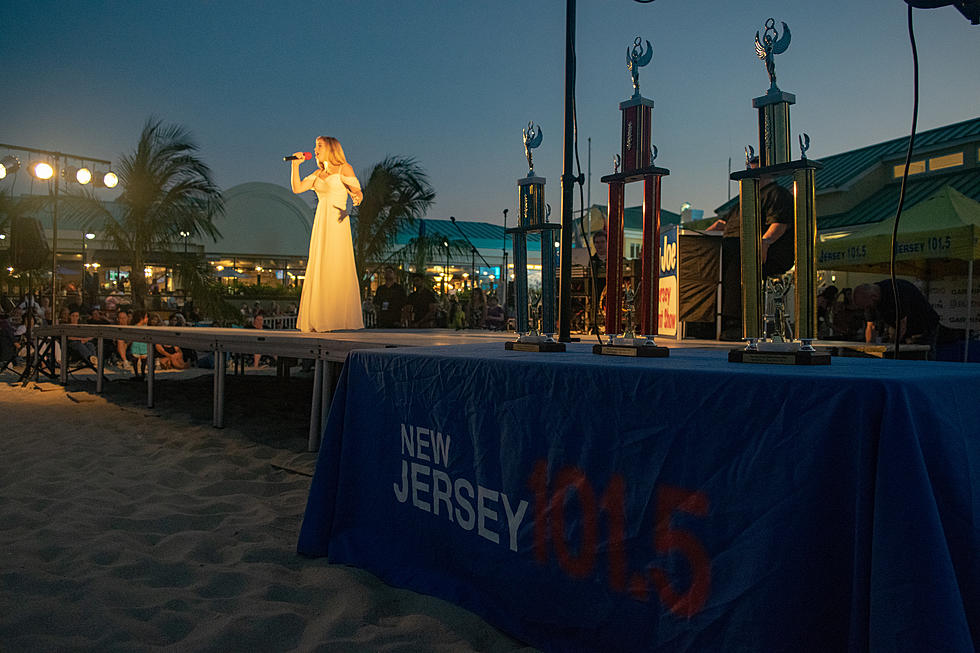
351,156,435,287
66,118,224,308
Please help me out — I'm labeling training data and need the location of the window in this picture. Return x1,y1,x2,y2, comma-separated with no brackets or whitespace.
629,243,642,258
928,152,963,171
894,160,925,178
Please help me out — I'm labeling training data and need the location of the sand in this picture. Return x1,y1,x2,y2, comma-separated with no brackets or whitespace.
0,367,535,652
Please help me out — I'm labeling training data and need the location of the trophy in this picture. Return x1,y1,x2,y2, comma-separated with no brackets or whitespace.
595,36,669,358
728,18,829,365
505,122,565,353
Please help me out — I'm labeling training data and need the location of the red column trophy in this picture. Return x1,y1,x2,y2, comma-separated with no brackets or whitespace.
728,19,828,365
505,122,565,353
595,37,669,357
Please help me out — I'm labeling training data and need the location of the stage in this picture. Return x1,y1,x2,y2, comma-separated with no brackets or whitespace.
28,325,929,451
298,341,980,652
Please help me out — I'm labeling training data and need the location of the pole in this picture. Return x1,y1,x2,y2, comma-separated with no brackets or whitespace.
966,258,973,363
51,159,60,324
501,209,508,311
587,137,592,215
557,0,576,341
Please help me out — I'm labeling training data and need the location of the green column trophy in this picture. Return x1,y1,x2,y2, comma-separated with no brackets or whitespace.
505,122,565,353
729,18,829,365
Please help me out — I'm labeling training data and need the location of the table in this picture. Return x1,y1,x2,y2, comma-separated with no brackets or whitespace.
298,343,980,652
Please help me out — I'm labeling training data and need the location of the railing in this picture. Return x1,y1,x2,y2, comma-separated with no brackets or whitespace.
263,314,298,330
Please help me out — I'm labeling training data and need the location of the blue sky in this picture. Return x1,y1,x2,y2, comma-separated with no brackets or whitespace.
2,1,977,224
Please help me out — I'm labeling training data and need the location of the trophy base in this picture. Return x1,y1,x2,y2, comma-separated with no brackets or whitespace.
506,341,566,353
728,348,831,365
593,343,670,358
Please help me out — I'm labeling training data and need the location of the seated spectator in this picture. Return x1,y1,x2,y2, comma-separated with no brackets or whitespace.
0,311,16,370
485,295,506,330
88,307,111,325
115,308,135,372
67,307,98,366
128,310,150,378
246,311,273,367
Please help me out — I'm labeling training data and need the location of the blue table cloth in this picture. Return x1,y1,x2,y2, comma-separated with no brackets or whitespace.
298,343,980,652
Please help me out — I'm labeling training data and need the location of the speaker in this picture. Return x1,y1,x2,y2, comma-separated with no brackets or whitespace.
10,217,49,271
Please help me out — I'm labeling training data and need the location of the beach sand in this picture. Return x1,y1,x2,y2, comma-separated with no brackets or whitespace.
0,367,535,652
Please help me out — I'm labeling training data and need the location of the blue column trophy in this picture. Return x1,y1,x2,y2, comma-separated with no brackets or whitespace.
728,18,828,365
505,122,565,353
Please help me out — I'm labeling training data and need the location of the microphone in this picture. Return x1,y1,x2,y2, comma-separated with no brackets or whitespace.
283,152,312,161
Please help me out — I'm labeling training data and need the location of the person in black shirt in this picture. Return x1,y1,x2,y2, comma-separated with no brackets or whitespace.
709,158,795,338
373,266,406,328
405,275,439,328
852,280,940,346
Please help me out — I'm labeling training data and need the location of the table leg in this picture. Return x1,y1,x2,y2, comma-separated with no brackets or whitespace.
308,359,324,452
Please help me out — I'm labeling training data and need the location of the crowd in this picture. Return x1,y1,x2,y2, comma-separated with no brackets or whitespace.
366,266,510,331
0,292,303,379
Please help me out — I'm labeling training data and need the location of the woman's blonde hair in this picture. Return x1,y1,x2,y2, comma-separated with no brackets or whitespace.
316,136,347,170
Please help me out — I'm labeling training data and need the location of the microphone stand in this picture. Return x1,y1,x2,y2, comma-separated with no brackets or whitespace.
449,216,495,294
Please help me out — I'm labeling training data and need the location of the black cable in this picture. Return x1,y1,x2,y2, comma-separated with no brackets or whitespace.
890,4,919,358
569,35,602,343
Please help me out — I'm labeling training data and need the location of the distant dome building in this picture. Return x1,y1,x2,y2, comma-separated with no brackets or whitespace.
205,182,314,285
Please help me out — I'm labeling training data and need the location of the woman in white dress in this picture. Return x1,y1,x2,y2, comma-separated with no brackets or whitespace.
291,136,365,332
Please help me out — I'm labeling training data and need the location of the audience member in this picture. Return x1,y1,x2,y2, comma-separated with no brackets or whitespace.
128,310,150,379
485,295,506,330
406,275,439,328
66,307,98,366
115,308,135,372
374,266,406,328
468,287,488,329
88,307,111,325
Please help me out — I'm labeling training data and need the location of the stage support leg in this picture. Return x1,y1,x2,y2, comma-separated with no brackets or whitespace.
60,334,68,384
147,345,155,408
96,338,104,394
309,359,324,452
214,351,226,428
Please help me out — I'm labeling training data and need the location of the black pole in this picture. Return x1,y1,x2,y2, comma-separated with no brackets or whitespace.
501,209,509,309
557,0,576,341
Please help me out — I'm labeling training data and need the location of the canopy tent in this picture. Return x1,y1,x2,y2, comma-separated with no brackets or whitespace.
816,185,980,361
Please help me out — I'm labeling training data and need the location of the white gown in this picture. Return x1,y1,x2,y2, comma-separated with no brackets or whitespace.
297,172,364,332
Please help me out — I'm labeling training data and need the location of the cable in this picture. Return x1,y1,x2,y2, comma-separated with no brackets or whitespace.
889,3,919,358
569,33,602,343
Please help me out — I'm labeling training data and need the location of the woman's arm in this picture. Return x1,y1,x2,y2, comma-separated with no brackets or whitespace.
290,155,317,194
339,163,363,206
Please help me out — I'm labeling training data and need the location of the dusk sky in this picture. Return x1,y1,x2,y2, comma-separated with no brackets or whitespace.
3,1,978,226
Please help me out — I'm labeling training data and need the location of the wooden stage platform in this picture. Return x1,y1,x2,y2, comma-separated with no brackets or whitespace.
24,325,925,450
